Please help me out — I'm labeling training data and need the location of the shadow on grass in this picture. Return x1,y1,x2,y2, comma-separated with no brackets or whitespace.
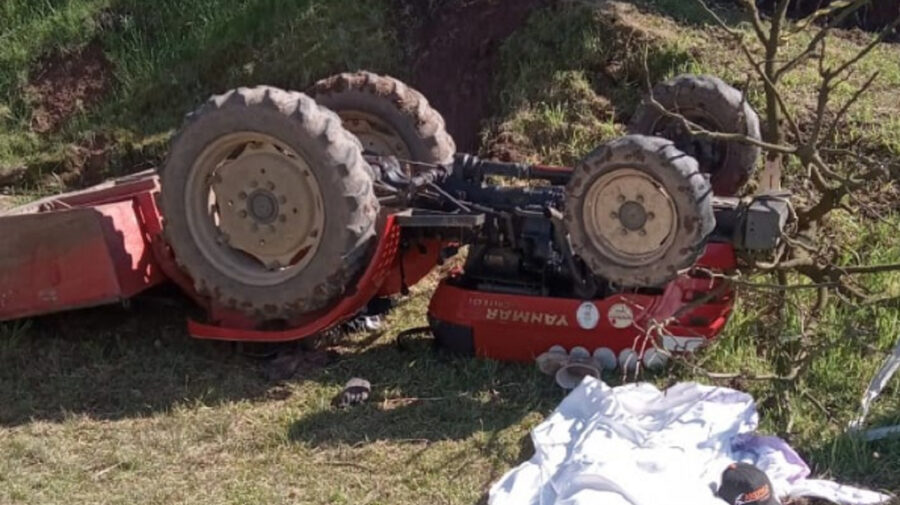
0,288,276,427
0,292,561,443
288,336,560,447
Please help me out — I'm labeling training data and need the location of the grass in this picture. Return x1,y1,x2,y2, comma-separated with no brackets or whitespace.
1,0,900,503
0,0,399,188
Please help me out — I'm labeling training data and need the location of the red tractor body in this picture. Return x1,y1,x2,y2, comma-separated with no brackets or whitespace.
0,168,741,363
428,243,735,362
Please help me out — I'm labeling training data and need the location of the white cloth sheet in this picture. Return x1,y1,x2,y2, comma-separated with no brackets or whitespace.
489,379,892,505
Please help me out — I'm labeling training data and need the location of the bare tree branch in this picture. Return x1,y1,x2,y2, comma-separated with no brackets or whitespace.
776,0,870,79
824,70,880,144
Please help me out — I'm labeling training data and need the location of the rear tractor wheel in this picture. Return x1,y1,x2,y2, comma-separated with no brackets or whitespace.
311,71,455,164
565,135,715,288
629,74,761,196
159,86,378,320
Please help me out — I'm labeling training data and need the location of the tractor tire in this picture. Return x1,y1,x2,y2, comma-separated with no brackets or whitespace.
310,71,455,164
159,86,378,320
565,135,715,288
629,74,761,196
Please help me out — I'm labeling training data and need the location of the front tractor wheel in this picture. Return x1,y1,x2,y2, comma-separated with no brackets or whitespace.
565,135,715,288
159,86,378,320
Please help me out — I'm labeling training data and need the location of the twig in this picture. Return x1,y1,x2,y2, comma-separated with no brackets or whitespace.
824,70,880,143
801,388,836,423
776,0,869,79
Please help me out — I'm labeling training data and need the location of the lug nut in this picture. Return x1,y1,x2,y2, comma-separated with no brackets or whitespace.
279,214,287,223
647,212,655,220
279,196,287,204
267,182,275,191
610,212,618,219
639,229,647,236
251,180,259,188
268,225,276,233
617,195,626,203
239,191,248,200
636,194,644,203
620,229,628,236
239,210,248,219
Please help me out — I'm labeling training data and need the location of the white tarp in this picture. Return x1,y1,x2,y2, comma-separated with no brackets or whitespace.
489,379,892,505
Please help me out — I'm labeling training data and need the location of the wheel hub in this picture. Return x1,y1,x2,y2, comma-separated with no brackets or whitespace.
185,133,326,284
211,142,323,271
248,189,279,224
617,201,647,231
582,168,678,265
338,111,411,158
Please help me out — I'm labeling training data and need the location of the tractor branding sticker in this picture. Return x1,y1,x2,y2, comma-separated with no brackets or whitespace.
607,303,634,329
485,308,569,327
576,302,600,330
469,298,512,309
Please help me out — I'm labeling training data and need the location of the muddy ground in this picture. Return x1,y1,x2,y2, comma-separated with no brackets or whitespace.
25,41,112,134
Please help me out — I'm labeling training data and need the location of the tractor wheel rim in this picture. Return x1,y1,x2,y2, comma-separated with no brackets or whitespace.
651,108,727,176
185,132,325,286
337,111,412,159
582,168,678,266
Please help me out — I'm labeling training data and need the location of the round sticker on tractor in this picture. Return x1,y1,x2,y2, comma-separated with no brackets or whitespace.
607,303,634,329
576,302,600,330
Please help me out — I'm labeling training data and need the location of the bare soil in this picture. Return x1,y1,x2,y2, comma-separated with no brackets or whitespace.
25,41,112,134
61,134,112,187
397,0,549,152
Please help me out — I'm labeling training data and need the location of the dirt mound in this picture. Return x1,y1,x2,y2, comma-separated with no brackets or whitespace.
26,41,112,134
61,134,112,187
397,0,549,152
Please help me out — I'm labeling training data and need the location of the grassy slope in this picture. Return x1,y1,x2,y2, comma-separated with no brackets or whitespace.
1,1,899,503
0,0,398,189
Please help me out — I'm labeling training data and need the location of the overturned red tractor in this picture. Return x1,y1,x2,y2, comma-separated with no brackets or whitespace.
0,72,788,369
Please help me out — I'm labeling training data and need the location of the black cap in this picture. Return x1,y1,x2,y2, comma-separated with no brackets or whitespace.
717,462,780,505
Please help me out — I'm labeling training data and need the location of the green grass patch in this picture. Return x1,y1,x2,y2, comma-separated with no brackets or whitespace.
0,0,399,185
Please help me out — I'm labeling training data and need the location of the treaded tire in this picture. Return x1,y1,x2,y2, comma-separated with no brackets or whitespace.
565,135,715,287
310,71,456,164
629,74,761,196
159,86,378,320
